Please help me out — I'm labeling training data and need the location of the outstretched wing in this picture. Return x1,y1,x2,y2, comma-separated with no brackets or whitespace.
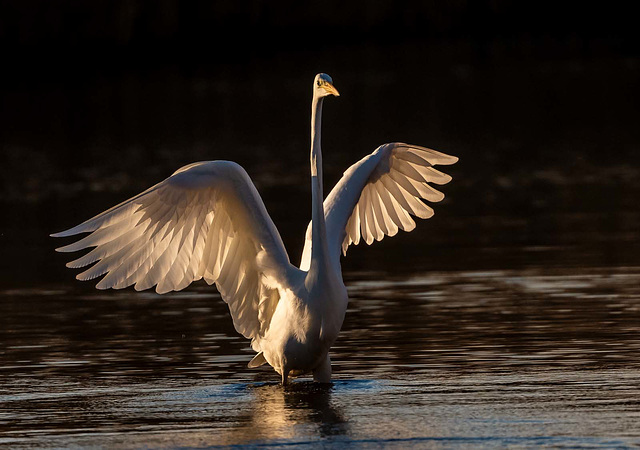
300,143,458,270
52,160,298,348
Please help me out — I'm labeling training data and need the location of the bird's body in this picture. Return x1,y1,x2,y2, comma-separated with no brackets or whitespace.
53,74,457,384
258,261,347,383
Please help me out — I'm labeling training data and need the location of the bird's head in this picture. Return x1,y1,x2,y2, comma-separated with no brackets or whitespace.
314,73,340,98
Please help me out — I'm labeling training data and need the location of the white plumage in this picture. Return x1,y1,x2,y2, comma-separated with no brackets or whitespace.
53,73,458,384
299,142,458,270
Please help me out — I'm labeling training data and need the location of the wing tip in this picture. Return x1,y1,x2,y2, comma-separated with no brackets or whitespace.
248,351,267,368
156,285,172,295
432,191,445,203
446,155,460,165
51,231,74,239
56,244,78,253
398,143,459,165
440,173,454,184
50,226,88,238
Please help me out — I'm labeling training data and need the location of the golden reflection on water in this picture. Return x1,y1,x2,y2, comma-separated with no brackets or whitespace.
217,383,347,445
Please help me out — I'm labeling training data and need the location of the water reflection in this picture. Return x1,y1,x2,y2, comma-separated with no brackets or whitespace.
1,266,640,446
226,382,347,443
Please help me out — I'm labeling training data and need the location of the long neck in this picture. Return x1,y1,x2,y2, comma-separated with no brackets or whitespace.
310,95,330,271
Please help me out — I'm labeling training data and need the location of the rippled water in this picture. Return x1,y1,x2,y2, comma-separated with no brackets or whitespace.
1,265,639,447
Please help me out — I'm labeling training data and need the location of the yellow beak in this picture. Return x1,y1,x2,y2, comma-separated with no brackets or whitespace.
323,83,340,97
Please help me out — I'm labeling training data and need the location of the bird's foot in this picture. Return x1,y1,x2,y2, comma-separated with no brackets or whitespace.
312,354,332,383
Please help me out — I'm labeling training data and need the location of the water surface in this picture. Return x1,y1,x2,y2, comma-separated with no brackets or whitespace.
1,264,639,447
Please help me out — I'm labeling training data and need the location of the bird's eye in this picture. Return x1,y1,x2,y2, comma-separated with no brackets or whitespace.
317,80,322,87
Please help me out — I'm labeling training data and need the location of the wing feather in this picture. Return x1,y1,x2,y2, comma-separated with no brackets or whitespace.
393,159,426,183
371,183,397,237
395,150,433,166
373,183,400,236
370,186,389,236
300,143,457,269
351,204,361,245
53,161,298,350
380,175,419,223
418,166,452,185
365,186,384,242
358,189,371,245
398,144,459,165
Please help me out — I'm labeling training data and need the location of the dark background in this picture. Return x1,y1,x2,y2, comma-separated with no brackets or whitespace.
1,1,639,286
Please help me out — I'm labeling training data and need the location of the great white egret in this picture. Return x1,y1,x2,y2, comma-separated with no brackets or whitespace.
52,73,458,384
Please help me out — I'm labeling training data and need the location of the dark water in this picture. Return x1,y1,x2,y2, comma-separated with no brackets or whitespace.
2,259,640,447
2,40,640,446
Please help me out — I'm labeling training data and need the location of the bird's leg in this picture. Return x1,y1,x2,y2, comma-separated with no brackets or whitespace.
281,370,289,386
313,354,332,383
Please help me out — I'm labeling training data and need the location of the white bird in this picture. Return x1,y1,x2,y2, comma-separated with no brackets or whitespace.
52,73,458,384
